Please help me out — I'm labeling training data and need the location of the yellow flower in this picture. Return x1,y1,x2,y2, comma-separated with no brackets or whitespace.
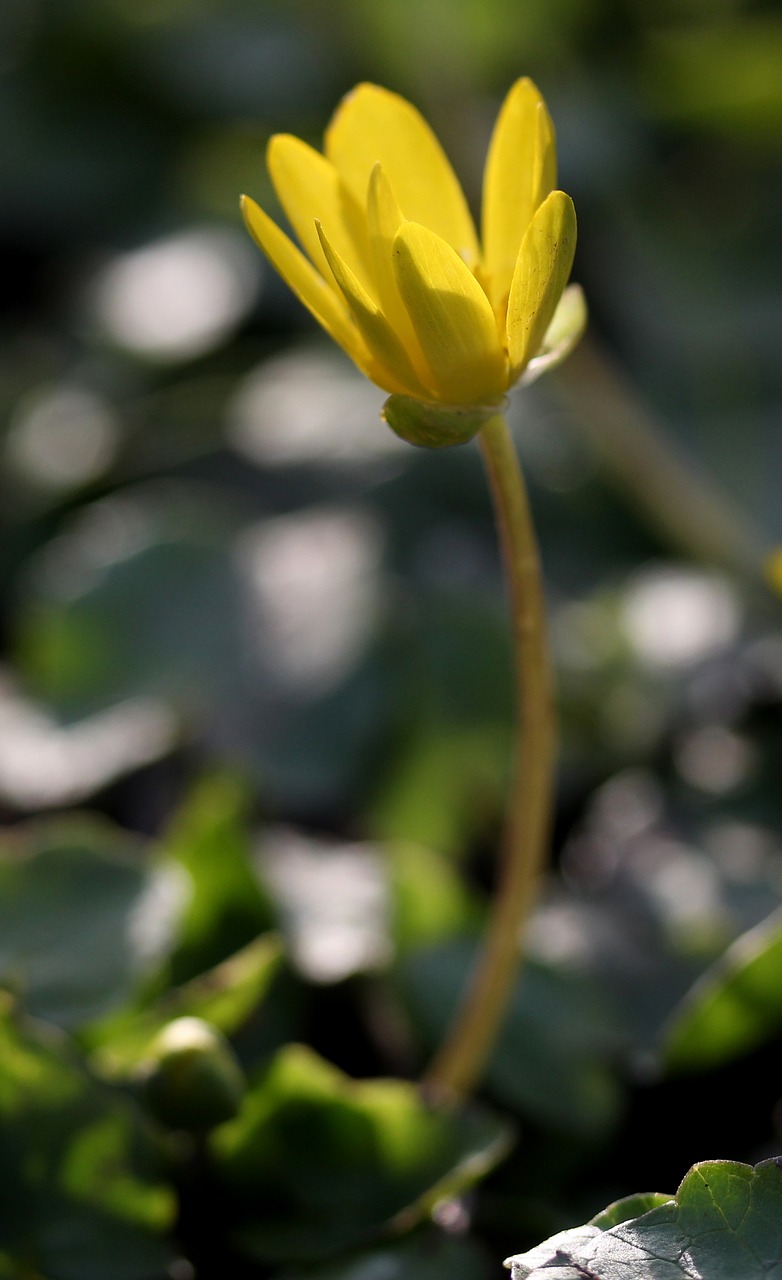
767,549,782,594
241,79,585,445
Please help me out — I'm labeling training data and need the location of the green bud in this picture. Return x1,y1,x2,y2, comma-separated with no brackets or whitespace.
382,396,503,449
140,1017,245,1132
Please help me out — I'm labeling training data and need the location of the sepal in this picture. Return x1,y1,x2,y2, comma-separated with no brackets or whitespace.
520,283,587,386
382,395,504,449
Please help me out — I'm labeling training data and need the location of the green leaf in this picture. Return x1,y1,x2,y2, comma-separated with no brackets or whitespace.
0,816,167,1029
87,934,282,1079
506,1158,782,1279
370,720,508,857
401,942,624,1136
211,1043,512,1264
17,519,245,718
0,1001,174,1279
258,654,390,812
155,773,274,983
59,1111,172,1231
663,904,782,1073
589,1192,674,1230
388,841,479,954
368,589,513,856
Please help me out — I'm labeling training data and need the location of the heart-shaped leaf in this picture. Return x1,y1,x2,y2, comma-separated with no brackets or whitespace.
506,1158,782,1279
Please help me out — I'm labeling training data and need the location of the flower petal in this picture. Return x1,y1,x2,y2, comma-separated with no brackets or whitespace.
481,78,556,314
392,221,507,406
325,83,479,270
506,191,577,381
366,164,430,381
267,134,375,296
240,195,369,370
767,550,782,596
316,221,431,398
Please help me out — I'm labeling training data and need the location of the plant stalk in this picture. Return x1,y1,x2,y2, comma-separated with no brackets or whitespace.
423,413,556,1099
555,336,766,582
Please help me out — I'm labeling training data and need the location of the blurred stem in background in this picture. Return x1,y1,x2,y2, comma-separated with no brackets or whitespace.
424,413,556,1099
556,337,768,585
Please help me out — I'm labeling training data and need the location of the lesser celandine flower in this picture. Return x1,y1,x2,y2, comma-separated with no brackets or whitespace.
240,81,581,1100
241,79,585,447
767,550,782,595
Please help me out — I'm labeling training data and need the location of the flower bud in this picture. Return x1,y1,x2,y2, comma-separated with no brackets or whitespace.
139,1017,245,1132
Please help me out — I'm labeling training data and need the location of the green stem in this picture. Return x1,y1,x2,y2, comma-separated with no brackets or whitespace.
423,413,556,1099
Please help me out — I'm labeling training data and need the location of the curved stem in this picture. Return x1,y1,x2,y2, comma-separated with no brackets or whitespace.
423,413,556,1099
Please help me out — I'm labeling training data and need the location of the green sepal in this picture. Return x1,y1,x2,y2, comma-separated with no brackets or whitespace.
382,396,504,449
519,284,587,387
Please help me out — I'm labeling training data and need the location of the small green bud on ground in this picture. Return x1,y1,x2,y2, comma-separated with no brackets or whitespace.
139,1016,245,1133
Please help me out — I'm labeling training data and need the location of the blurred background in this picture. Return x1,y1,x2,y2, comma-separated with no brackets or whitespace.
2,0,782,1275
3,0,782,824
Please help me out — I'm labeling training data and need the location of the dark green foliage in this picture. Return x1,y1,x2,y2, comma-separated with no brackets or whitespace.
212,1044,511,1263
664,907,782,1073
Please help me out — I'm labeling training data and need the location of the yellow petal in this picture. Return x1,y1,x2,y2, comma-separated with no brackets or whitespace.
316,221,431,398
506,191,577,381
267,134,374,296
240,195,369,371
366,164,430,381
767,549,782,595
481,78,556,314
325,83,479,270
392,221,507,406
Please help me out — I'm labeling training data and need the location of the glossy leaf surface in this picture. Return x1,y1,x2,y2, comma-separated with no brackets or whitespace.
507,1159,782,1280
